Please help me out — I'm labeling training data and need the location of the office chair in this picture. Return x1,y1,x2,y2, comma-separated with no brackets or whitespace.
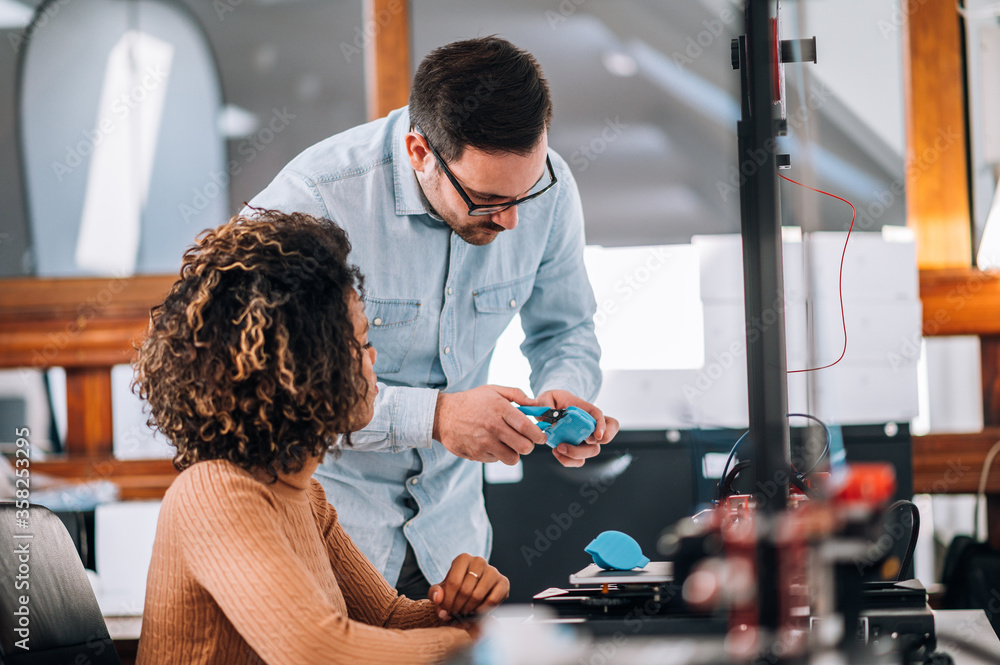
0,502,121,665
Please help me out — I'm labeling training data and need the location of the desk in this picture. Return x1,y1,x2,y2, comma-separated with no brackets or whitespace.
520,610,1000,664
105,615,141,665
935,610,1000,665
105,610,998,664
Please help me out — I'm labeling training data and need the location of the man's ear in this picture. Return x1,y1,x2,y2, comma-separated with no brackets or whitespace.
405,132,432,173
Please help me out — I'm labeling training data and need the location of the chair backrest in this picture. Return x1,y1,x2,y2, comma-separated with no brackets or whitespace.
0,502,121,665
862,499,920,582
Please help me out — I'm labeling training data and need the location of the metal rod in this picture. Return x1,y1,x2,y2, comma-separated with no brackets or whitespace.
736,0,791,635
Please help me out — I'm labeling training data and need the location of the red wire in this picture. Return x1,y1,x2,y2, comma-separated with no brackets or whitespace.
778,173,856,374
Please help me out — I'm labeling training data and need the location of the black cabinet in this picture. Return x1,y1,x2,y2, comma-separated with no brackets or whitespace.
484,432,692,603
485,425,912,603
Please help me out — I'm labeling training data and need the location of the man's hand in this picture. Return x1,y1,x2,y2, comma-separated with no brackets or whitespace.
433,385,547,465
428,554,509,620
535,389,620,468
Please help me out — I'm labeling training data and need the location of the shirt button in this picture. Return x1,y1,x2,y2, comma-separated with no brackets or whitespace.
447,287,453,295
410,477,419,485
444,346,451,355
373,317,383,326
509,299,516,308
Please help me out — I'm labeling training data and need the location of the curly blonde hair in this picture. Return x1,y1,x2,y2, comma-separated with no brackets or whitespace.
135,210,366,478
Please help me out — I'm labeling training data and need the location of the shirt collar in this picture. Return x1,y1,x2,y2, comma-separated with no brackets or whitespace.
392,107,437,218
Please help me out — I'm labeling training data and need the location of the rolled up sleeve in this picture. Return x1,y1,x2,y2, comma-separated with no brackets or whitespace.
349,384,438,452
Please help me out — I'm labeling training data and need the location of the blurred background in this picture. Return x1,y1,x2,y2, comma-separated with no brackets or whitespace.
1,0,998,647
0,0,914,278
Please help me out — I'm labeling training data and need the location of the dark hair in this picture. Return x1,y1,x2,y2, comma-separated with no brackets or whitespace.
409,36,553,162
134,210,366,479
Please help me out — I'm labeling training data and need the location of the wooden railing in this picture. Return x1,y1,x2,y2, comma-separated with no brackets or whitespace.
913,268,1000,547
0,275,179,498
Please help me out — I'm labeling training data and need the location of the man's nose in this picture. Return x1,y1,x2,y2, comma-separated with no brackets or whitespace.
490,206,518,231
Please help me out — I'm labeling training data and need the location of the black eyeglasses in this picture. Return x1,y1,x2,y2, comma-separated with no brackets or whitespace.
422,136,558,217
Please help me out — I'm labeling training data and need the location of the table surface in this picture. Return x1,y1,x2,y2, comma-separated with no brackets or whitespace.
105,615,142,641
104,609,1000,662
934,610,1000,665
574,610,1000,664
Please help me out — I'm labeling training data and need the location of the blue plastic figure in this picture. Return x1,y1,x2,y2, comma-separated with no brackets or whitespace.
517,405,596,448
585,531,650,570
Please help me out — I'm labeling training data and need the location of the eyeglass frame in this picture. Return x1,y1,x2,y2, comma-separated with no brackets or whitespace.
419,134,558,217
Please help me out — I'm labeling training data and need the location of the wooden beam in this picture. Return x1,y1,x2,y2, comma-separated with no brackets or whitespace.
64,367,114,456
0,275,174,319
919,268,1000,336
913,429,1000,494
918,274,1000,545
364,0,411,121
903,0,971,269
983,336,1000,426
32,458,178,501
916,430,1000,549
0,275,174,457
0,318,155,368
0,275,174,369
0,275,178,497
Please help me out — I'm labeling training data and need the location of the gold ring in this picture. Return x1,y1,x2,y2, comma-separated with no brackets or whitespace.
467,571,480,578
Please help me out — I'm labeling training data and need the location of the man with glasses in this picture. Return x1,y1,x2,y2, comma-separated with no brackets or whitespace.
246,36,618,600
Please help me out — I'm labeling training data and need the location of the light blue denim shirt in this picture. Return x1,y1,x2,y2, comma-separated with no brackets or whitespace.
245,107,601,587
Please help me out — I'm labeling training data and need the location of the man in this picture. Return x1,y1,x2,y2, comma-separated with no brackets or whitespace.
246,36,619,599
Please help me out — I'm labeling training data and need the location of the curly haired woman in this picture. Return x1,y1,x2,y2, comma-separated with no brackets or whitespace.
134,211,507,665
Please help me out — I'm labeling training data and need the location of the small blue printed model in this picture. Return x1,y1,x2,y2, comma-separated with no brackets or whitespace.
585,531,650,570
517,405,596,448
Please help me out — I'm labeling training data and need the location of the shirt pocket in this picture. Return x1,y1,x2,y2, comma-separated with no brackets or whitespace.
363,297,421,375
472,276,534,360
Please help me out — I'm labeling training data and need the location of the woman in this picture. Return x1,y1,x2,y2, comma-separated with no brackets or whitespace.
134,211,507,665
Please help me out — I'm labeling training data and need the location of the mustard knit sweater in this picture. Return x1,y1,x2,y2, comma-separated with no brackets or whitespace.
136,459,471,664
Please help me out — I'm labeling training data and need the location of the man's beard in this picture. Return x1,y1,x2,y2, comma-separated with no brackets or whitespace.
416,171,505,246
446,218,506,246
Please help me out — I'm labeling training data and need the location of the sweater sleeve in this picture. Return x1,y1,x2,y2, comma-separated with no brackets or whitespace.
307,480,445,630
172,465,471,665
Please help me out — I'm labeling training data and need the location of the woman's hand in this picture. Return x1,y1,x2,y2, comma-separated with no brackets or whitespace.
428,553,509,620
